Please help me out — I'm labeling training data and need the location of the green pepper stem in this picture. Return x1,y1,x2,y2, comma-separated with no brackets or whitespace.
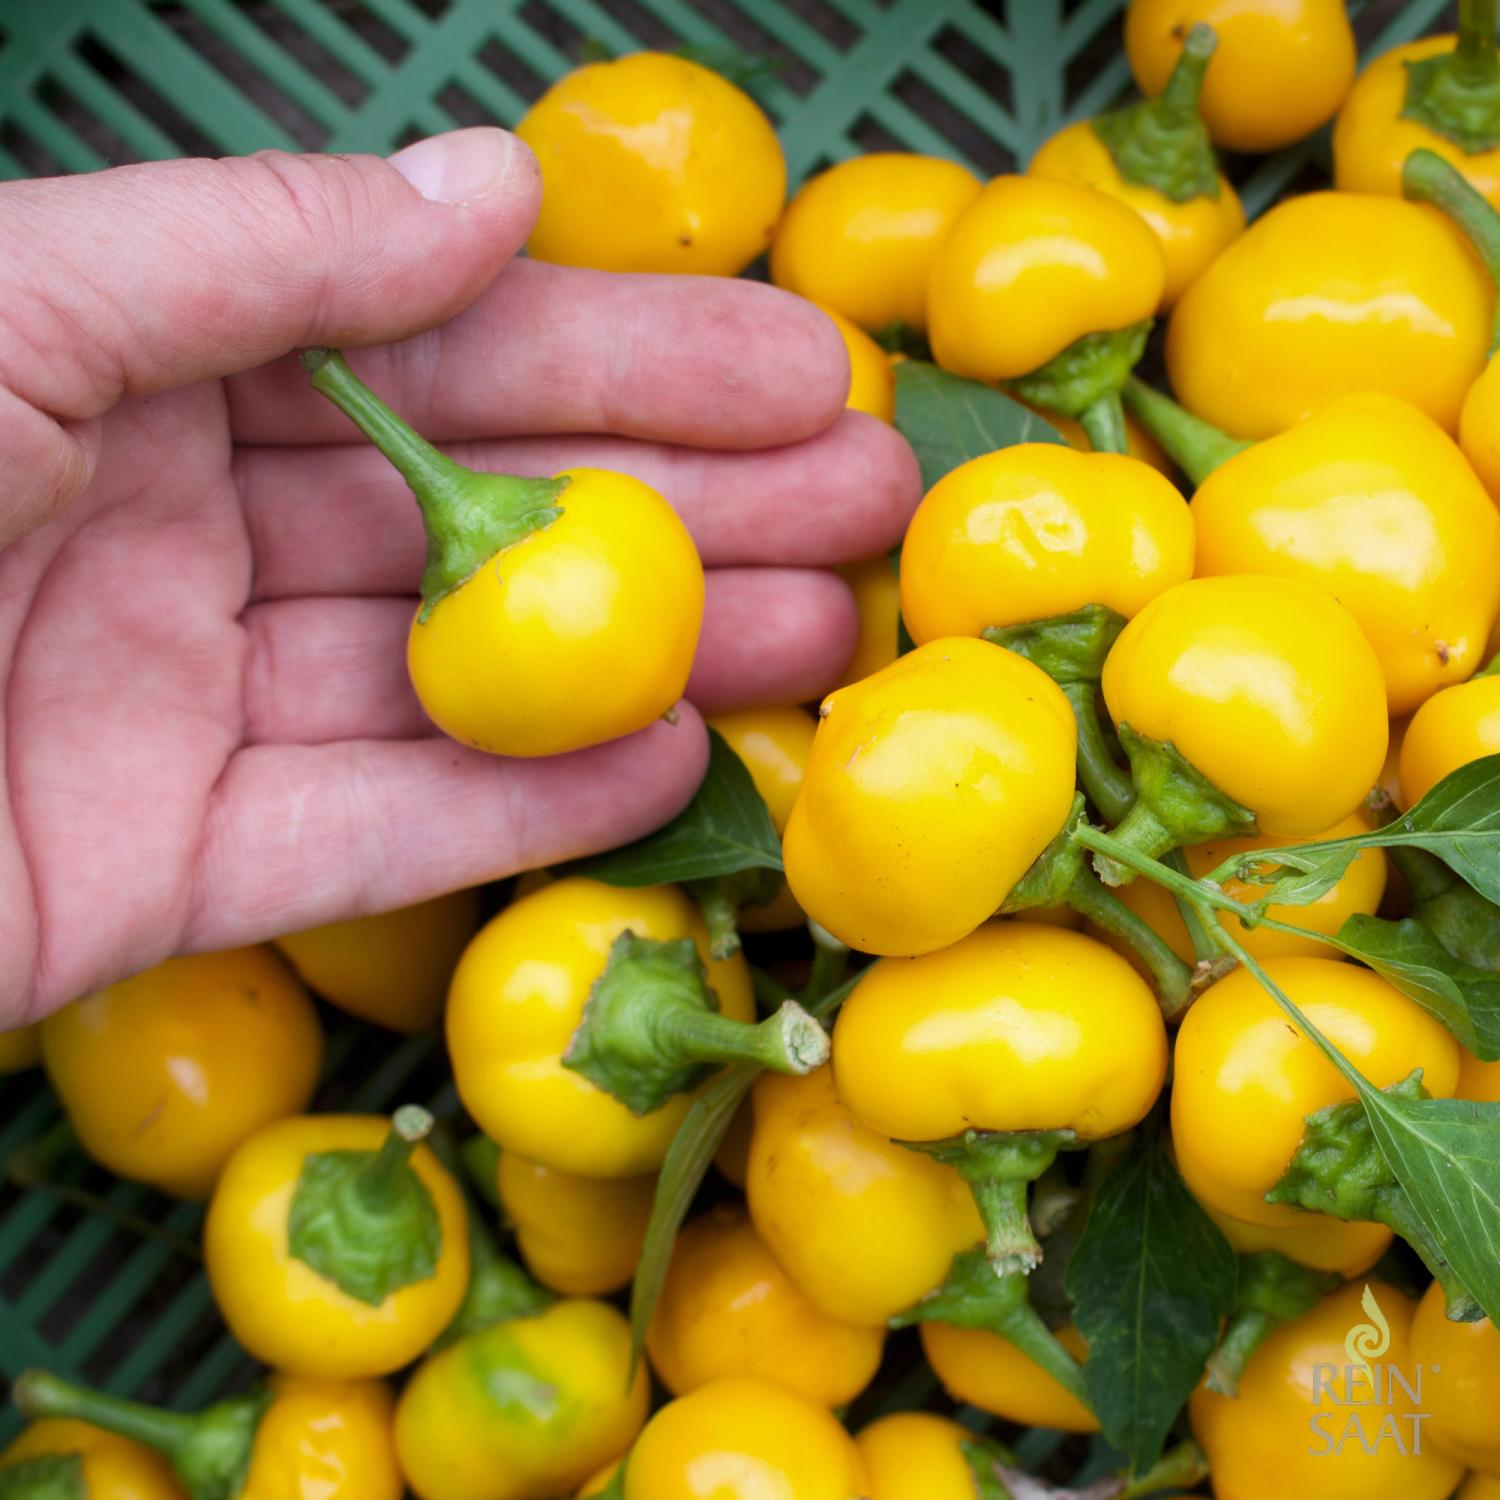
995,1295,1093,1411
1088,795,1180,886
1060,682,1133,825
1078,392,1128,454
1156,23,1216,124
357,1105,432,1211
1121,376,1251,485
1458,0,1499,84
1064,865,1193,1018
971,1176,1041,1274
1402,148,1500,349
1206,1308,1273,1396
693,881,743,961
13,1372,195,1457
1120,1443,1210,1499
803,923,850,1005
1163,849,1220,964
660,1001,830,1075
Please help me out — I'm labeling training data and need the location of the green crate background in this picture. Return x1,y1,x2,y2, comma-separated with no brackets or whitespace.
0,0,1459,1442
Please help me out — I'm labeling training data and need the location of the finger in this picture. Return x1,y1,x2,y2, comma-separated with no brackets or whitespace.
239,412,920,599
241,568,857,744
226,259,850,451
184,710,709,951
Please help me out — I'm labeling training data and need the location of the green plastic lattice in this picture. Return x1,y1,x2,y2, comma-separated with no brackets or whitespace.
0,0,1461,1439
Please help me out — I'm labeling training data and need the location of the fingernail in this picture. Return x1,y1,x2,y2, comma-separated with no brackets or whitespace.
389,127,521,205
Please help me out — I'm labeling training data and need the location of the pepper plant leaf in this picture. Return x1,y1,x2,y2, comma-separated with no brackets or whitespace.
563,729,782,886
1066,1124,1237,1473
894,360,1065,490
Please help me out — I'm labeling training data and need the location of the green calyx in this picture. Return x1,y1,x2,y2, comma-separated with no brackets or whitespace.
287,1104,443,1307
1120,376,1252,487
300,349,567,618
563,931,829,1116
1004,321,1154,455
1205,1253,1341,1396
687,867,784,960
1401,0,1500,155
1090,726,1256,888
1093,23,1221,203
0,1456,84,1500
12,1370,272,1500
1392,847,1500,967
1402,148,1500,350
435,1210,555,1350
1268,1071,1483,1321
901,1130,1074,1276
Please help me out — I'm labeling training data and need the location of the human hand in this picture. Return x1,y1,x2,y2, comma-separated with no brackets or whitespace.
0,127,919,1024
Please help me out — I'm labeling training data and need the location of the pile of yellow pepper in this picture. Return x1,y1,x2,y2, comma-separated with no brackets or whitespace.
9,2,1500,1498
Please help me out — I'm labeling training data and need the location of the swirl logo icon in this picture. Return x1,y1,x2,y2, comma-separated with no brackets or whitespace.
1344,1284,1392,1379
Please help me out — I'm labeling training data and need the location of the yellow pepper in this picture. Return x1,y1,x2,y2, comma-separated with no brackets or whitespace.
1203,1199,1392,1279
273,889,481,1033
771,152,983,333
40,947,322,1200
783,636,1077,956
745,1066,982,1327
204,1107,470,1378
301,351,703,759
646,1201,884,1406
1410,1277,1500,1474
574,1463,620,1498
621,1376,869,1500
1189,1281,1464,1500
1399,666,1500,807
1172,958,1461,1229
1030,400,1178,477
1125,0,1356,153
831,555,902,689
516,52,786,276
0,1419,185,1500
0,1021,41,1074
1466,1476,1500,1500
817,304,894,422
495,1148,654,1297
921,1320,1099,1433
854,1413,986,1500
1165,192,1493,440
1031,24,1244,308
447,878,813,1179
1460,1045,1500,1100
12,1371,402,1500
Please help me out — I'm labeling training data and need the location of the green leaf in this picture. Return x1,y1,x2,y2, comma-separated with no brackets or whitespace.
1066,1126,1237,1473
1333,915,1500,1060
0,1454,85,1500
563,730,782,886
675,44,785,108
893,359,1066,490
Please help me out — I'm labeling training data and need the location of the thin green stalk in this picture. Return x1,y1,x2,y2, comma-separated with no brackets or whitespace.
1403,148,1500,350
1078,392,1127,454
1060,682,1133,825
802,923,849,1005
1065,866,1193,1017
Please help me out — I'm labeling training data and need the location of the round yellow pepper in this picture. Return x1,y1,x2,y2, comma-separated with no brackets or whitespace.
622,1376,869,1500
1203,1199,1393,1279
41,947,323,1200
447,878,756,1177
1466,1476,1500,1500
832,556,902,690
771,152,983,333
204,1111,470,1378
921,1321,1098,1433
0,1419,185,1500
1399,668,1500,807
1189,1280,1464,1500
898,443,1193,645
273,889,481,1033
817,304,894,422
1100,575,1389,838
495,1149,654,1297
745,1066,982,1327
0,1021,41,1074
1459,1045,1500,1101
855,1412,984,1500
247,1376,402,1500
1165,193,1493,440
1172,958,1462,1228
397,1298,648,1500
1410,1276,1500,1474
516,52,786,276
1462,350,1500,496
927,175,1166,384
783,636,1077,956
646,1202,883,1406
1125,0,1356,153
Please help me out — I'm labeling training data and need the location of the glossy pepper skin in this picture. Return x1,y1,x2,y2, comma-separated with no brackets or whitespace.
770,153,983,333
1410,1277,1500,1474
1104,815,1388,964
855,1413,984,1500
447,878,755,1177
1101,575,1389,837
899,443,1193,645
516,52,785,276
407,466,703,758
833,923,1167,1145
273,890,481,1033
1204,1200,1392,1279
818,304,895,422
1190,1281,1464,1500
245,1376,402,1500
1166,193,1493,440
1190,393,1500,715
745,1066,983,1327
1172,959,1462,1228
646,1202,884,1406
1125,0,1356,152
927,175,1166,383
204,1114,470,1378
41,948,323,1201
396,1298,647,1500
1463,353,1500,496
783,636,1077,957
1399,669,1500,807
832,556,902,689
495,1150,654,1297
922,1321,1098,1433
622,1376,869,1500
0,1419,185,1500
0,1022,41,1073
1459,1046,1500,1100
